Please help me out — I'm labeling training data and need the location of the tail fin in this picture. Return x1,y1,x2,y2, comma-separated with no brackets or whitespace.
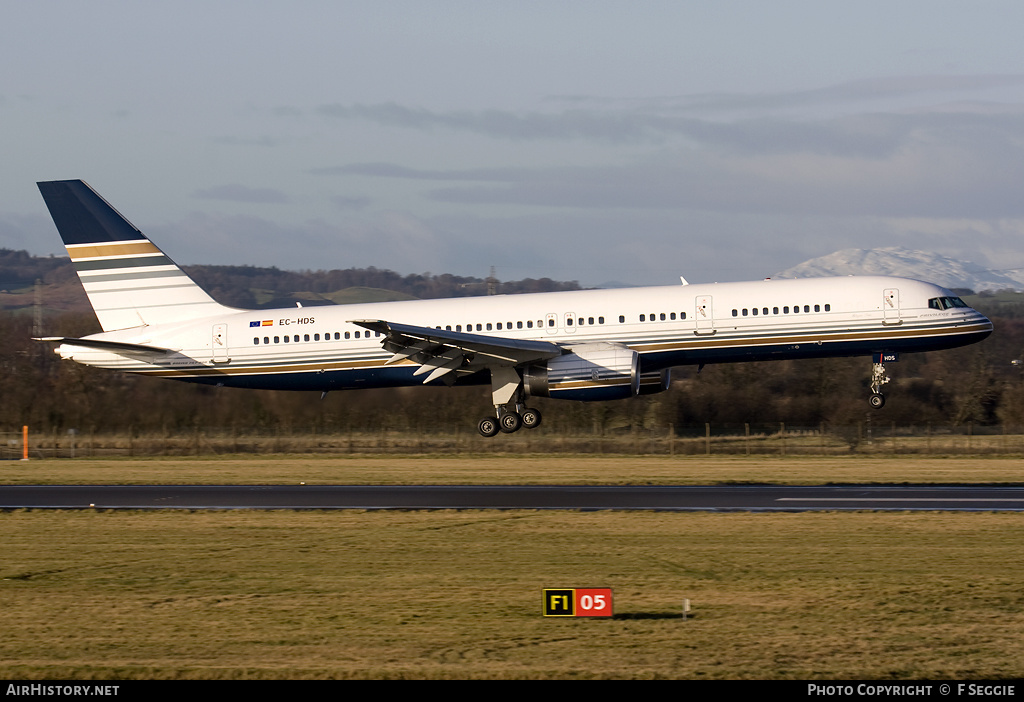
37,180,230,331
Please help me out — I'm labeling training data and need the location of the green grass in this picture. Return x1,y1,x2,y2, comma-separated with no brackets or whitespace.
2,509,1023,679
3,454,1023,485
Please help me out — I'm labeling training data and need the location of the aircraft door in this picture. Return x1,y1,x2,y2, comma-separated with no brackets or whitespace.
212,323,230,363
563,311,577,334
545,313,558,335
695,296,715,334
883,288,901,325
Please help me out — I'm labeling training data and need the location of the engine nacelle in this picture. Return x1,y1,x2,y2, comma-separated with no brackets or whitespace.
637,368,671,395
524,343,639,401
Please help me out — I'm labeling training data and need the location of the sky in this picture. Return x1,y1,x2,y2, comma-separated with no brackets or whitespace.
4,1,1024,287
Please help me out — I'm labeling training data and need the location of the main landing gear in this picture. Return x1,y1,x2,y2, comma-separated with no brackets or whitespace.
477,366,543,437
868,359,890,409
478,404,543,437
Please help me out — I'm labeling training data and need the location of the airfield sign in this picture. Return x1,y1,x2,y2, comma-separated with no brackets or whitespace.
543,588,613,617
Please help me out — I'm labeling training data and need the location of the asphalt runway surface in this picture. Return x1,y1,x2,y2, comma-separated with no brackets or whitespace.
2,484,1024,511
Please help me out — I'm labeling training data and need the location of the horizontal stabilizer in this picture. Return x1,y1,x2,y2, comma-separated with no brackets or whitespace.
35,337,174,355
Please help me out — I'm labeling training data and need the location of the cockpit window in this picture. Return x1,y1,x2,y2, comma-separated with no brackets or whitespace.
928,296,969,310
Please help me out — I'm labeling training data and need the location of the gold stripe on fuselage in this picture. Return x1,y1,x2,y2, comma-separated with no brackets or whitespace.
67,241,162,260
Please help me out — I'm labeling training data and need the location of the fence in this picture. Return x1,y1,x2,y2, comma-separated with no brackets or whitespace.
7,423,1024,458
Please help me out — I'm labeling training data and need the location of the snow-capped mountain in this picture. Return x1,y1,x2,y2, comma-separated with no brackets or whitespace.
774,247,1024,292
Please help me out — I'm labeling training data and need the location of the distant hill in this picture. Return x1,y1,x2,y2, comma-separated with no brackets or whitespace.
774,247,1024,293
0,249,582,315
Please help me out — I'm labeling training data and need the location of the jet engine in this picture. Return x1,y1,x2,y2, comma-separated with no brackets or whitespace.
637,368,671,395
524,343,640,401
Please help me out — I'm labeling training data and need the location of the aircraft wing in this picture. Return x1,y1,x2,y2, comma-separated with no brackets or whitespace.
350,319,563,384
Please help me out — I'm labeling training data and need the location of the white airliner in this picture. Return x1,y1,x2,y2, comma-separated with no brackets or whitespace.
37,180,993,436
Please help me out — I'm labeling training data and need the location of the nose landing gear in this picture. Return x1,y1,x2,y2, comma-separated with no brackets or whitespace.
869,358,890,409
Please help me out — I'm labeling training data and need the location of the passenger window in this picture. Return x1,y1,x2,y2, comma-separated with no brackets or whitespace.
477,324,483,331
825,304,831,312
518,321,523,329
527,321,533,328
670,312,676,320
284,335,290,343
784,307,789,314
344,332,350,339
354,331,360,338
814,304,820,312
619,315,625,323
640,314,646,322
752,308,758,316
567,318,574,326
732,310,738,317
773,307,778,315
274,336,280,343
253,337,259,345
496,323,502,330
486,323,493,331
588,317,594,325
264,337,270,344
742,309,748,316
599,317,605,324
304,334,310,342
804,305,810,313
548,319,555,327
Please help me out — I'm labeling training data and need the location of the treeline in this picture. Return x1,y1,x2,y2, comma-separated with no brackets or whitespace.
3,301,1023,437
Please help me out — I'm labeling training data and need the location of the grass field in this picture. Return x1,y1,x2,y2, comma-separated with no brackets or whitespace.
2,455,1023,679
3,454,1023,485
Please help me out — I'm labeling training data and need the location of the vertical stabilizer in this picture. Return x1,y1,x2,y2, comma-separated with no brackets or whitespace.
38,180,230,331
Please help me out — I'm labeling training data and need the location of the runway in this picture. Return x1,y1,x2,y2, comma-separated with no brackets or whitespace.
3,484,1024,511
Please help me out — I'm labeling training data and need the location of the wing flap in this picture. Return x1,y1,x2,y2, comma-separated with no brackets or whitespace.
350,319,563,384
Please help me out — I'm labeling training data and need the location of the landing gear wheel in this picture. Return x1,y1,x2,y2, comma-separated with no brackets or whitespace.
869,393,886,409
478,417,500,437
498,411,522,434
520,407,542,429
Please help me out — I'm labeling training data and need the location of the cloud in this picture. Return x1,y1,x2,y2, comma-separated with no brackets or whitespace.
550,74,1024,115
310,162,523,182
315,102,683,143
331,195,371,211
191,184,289,204
310,76,1024,170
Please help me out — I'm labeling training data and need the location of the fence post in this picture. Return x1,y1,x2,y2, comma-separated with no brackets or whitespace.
705,423,710,456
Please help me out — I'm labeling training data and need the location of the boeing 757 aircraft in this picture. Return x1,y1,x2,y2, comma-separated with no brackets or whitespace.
36,180,993,436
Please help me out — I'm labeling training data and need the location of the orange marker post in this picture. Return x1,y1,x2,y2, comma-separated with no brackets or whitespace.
21,425,28,461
